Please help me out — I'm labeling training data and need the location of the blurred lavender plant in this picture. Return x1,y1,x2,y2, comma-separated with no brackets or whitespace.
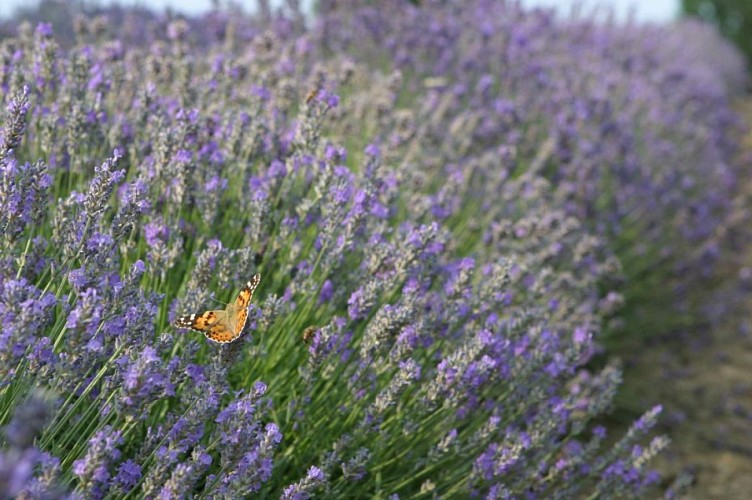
0,0,745,497
313,0,748,345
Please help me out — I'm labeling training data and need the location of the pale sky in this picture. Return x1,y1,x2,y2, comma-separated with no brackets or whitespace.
0,0,679,23
523,0,678,23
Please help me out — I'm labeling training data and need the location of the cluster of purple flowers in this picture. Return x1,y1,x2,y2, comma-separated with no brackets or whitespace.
0,0,745,497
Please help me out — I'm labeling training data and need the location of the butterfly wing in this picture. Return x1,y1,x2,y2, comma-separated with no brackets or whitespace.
174,310,225,333
174,310,235,343
205,318,238,343
226,274,261,341
174,274,261,344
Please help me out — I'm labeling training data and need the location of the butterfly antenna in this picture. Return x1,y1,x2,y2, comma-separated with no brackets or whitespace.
210,298,229,307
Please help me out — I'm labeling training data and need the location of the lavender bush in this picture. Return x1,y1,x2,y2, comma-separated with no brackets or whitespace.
310,0,748,344
0,0,745,497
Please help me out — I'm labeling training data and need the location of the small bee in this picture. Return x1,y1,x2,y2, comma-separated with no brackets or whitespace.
305,88,319,104
302,326,318,343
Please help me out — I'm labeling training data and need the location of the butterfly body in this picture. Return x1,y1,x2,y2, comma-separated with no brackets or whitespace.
174,274,261,343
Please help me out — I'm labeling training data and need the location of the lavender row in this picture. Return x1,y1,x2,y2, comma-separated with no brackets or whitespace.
0,1,745,497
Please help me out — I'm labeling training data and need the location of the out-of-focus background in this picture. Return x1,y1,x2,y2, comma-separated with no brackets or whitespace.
4,0,750,63
0,0,678,23
8,0,752,59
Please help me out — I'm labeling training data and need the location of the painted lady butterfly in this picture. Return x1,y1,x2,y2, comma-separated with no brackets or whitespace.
173,274,261,343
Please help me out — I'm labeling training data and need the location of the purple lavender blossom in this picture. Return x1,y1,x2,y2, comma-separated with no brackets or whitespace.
0,2,740,497
114,459,141,491
72,426,123,499
280,466,327,500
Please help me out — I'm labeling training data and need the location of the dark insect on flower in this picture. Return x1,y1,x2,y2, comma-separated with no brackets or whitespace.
174,274,261,343
305,88,320,104
302,326,318,344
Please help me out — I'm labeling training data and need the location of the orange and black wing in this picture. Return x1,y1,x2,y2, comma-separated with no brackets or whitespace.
173,310,221,333
230,273,261,341
174,274,260,344
205,322,238,343
175,310,235,343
